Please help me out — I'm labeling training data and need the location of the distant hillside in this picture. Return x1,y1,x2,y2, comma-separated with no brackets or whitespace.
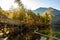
0,9,13,19
0,9,7,18
33,7,47,15
33,7,60,16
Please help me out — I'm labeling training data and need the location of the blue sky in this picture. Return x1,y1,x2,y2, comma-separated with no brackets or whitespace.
0,0,60,10
37,0,60,10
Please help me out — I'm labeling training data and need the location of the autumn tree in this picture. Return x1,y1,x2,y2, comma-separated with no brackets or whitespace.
13,0,26,21
41,8,53,40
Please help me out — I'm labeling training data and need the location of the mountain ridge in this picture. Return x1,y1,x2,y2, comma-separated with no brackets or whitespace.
33,7,60,15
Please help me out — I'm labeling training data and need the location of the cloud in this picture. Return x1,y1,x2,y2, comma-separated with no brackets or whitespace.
21,0,43,10
21,0,46,10
0,0,45,10
0,0,18,10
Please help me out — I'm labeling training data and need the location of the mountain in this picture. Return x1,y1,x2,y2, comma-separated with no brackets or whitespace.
33,7,47,15
33,7,60,38
33,7,60,15
33,7,60,25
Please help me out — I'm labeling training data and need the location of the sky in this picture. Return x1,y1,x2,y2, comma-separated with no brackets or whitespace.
0,0,60,10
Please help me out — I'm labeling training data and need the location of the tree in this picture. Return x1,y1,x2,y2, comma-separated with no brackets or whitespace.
14,0,24,8
0,6,2,9
42,9,52,40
